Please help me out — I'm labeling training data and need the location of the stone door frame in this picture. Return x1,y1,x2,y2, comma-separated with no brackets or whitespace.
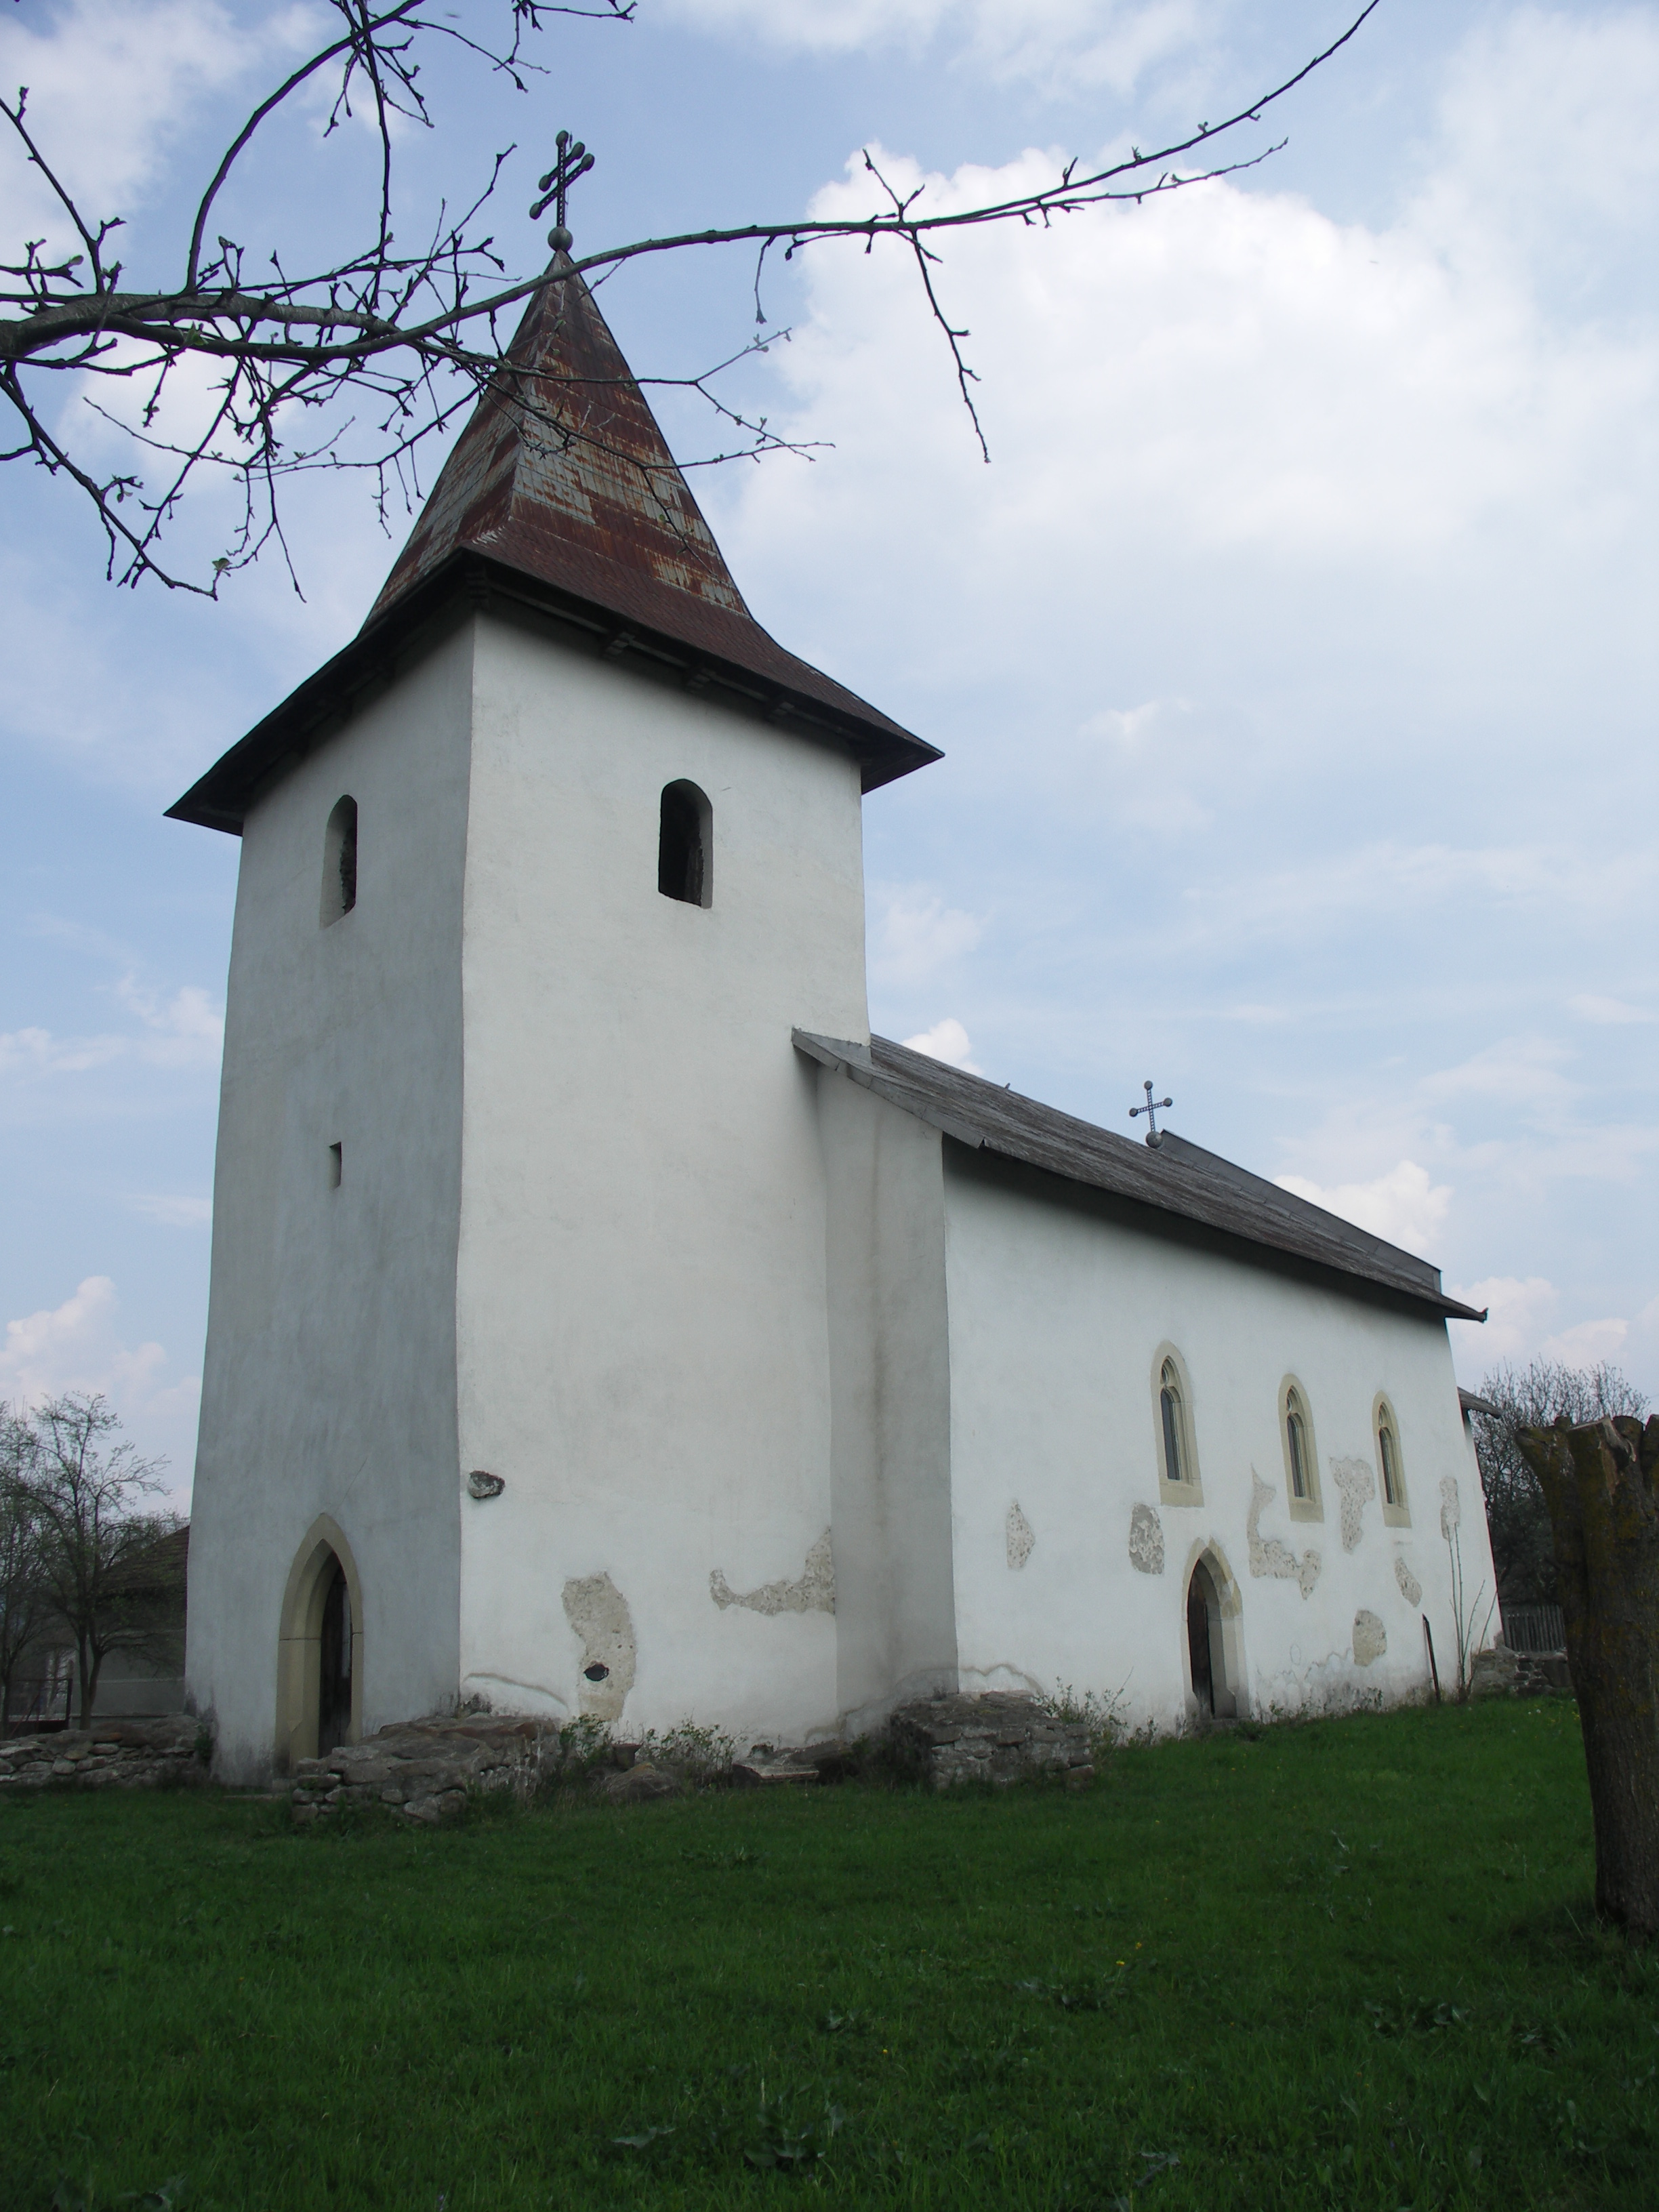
276,1514,364,1771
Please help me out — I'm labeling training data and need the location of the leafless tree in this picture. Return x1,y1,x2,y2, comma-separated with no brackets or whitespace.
1,0,1381,594
0,1404,54,1727
9,1393,182,1727
1471,1361,1648,1607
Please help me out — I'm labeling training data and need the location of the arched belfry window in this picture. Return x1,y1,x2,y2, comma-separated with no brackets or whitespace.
321,796,358,926
658,780,712,908
1376,1395,1410,1525
1152,1347,1202,1504
1280,1377,1322,1522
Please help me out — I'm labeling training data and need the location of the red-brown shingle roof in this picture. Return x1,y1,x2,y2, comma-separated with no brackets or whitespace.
167,262,936,832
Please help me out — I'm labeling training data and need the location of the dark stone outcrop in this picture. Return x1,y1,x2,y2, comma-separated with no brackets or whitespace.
0,1716,207,1793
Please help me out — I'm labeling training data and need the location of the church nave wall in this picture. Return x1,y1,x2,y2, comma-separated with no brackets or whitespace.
936,1149,1497,1736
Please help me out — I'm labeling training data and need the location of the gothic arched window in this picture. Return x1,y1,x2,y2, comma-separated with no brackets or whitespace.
321,796,358,926
1160,1363,1186,1487
1286,1391,1310,1498
1280,1377,1322,1520
658,780,712,907
1376,1397,1409,1523
1153,1349,1202,1502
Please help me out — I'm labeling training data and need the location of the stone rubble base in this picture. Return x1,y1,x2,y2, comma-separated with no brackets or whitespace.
0,1695,1099,1815
0,1716,207,1793
888,1691,1095,1790
290,1715,548,1825
1469,1641,1572,1700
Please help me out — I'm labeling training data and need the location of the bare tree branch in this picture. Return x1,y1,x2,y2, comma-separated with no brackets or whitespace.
0,0,1381,593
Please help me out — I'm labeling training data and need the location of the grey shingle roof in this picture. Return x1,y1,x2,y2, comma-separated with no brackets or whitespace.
795,1031,1486,1324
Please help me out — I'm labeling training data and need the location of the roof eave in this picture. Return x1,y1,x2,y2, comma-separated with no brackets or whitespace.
796,1029,1486,1324
166,548,939,834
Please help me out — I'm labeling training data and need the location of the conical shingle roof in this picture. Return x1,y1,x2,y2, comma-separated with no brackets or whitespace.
367,258,754,631
166,262,937,836
366,260,924,752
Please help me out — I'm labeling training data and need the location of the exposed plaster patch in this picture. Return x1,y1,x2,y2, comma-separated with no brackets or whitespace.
466,1469,505,1500
1248,1473,1320,1599
1353,1610,1388,1666
561,1572,636,1721
1332,1457,1376,1551
1006,1502,1035,1570
1128,1502,1165,1576
1393,1555,1422,1607
710,1530,835,1616
1439,1477,1462,1540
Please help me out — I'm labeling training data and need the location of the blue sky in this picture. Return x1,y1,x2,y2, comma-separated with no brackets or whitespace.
3,0,1656,1500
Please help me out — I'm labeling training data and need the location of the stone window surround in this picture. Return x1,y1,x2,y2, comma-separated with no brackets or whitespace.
1279,1373,1324,1524
1151,1340,1204,1508
1374,1392,1411,1526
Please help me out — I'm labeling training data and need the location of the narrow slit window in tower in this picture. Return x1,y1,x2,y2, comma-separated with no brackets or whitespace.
321,796,358,926
657,780,712,907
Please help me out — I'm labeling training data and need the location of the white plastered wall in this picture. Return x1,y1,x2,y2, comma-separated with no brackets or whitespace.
186,626,472,1781
452,612,869,1748
816,1073,958,1732
939,1147,1497,1732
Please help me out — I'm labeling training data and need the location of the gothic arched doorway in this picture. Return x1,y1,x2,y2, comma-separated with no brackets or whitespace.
276,1517,363,1769
1185,1555,1237,1721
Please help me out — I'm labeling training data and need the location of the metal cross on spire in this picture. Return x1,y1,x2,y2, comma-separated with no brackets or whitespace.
1129,1080,1173,1148
531,130,596,253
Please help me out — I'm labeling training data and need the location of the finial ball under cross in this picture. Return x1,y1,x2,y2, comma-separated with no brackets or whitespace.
531,129,596,253
1130,1079,1172,1148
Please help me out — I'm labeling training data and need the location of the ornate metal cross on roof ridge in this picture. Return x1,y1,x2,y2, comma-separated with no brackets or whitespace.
531,129,596,252
1129,1079,1173,1148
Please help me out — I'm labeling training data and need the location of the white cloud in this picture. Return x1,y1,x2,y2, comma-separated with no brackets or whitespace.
870,884,984,987
128,1195,213,1228
1541,1315,1629,1368
1275,1160,1451,1259
902,1016,984,1073
0,1,279,248
114,978,224,1063
1448,1275,1647,1384
1419,1036,1576,1120
0,1275,199,1496
1570,994,1654,1026
1448,1274,1557,1368
664,0,1205,91
0,983,222,1086
0,1023,125,1078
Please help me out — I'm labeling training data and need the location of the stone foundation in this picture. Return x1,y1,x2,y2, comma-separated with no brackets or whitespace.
0,1716,208,1793
289,1715,550,1824
1469,1641,1572,1699
887,1692,1094,1789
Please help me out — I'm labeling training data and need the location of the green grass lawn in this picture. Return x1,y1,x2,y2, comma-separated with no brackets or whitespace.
2,1700,1654,2209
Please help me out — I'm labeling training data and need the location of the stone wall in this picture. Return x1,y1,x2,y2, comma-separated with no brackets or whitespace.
289,1714,548,1824
0,1717,208,1793
888,1692,1094,1790
1469,1641,1572,1700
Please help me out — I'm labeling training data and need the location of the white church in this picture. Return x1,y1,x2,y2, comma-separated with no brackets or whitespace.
171,262,1497,1782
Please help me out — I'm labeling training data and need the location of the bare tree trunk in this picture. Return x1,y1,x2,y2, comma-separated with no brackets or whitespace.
1519,1416,1659,1936
76,1635,98,1731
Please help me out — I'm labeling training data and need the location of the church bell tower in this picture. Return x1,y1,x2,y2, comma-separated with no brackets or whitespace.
170,260,937,1780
